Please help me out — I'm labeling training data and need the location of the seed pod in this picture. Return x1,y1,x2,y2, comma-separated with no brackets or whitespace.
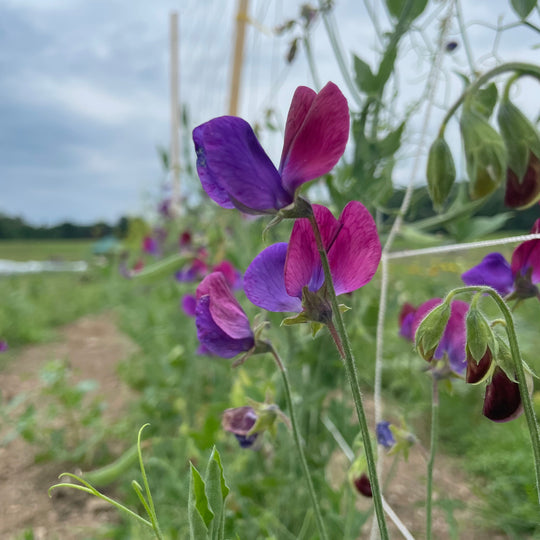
426,136,456,211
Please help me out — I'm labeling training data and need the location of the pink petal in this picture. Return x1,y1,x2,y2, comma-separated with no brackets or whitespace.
279,82,350,195
327,201,381,295
284,204,339,298
511,218,540,283
196,272,252,339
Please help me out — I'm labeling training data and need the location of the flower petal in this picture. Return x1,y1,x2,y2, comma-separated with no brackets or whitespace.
279,82,350,195
244,243,303,312
197,272,253,340
195,296,255,358
181,294,197,317
438,299,468,375
193,116,292,212
284,205,338,298
327,201,381,295
504,152,540,209
461,253,514,296
483,367,523,422
511,219,540,284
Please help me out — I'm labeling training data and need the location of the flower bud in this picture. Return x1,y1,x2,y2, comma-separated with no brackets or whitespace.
497,99,540,183
460,108,507,198
353,473,372,497
465,305,496,364
426,136,456,211
415,301,451,361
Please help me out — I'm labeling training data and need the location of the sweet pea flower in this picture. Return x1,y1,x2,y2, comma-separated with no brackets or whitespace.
244,201,381,315
192,82,349,214
505,152,540,208
195,272,255,358
0,340,8,352
142,235,159,255
222,406,260,449
461,218,540,301
398,302,417,341
376,421,396,449
411,298,469,375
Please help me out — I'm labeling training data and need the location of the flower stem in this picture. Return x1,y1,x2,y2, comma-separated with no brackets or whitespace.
448,285,540,503
269,346,329,540
426,376,439,540
308,213,389,539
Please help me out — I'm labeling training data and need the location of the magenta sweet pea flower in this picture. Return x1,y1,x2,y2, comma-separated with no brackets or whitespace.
195,272,255,358
192,82,349,214
411,298,469,375
212,260,242,291
462,219,540,300
244,201,381,313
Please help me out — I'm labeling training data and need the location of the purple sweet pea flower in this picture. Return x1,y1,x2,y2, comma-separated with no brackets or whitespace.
142,235,159,256
398,302,417,341
411,298,469,375
0,340,8,352
222,406,260,449
212,260,243,291
195,272,255,358
462,219,540,300
244,201,381,312
376,421,396,449
181,294,197,317
193,82,350,214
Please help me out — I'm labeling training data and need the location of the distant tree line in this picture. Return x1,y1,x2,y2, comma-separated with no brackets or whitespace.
0,214,129,240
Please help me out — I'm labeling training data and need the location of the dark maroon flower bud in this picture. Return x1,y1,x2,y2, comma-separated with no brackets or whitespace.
483,367,522,422
466,347,493,384
504,152,540,209
353,474,372,497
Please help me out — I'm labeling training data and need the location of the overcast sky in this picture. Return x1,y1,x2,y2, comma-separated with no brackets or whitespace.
1,0,539,225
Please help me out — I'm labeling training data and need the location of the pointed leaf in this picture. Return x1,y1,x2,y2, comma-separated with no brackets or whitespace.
353,55,378,95
205,447,229,540
189,463,213,540
511,0,536,18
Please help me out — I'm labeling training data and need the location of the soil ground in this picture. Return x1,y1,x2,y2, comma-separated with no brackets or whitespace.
0,313,508,539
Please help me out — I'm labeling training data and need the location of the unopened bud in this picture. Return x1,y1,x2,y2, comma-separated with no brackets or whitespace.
426,136,456,211
460,108,507,198
415,301,451,361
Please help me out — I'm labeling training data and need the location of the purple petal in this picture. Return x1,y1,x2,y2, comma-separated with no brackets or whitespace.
222,406,257,436
439,300,469,375
244,243,303,312
181,294,197,317
399,303,417,341
193,116,292,212
376,421,396,449
327,201,381,295
196,273,252,340
213,260,242,290
195,296,254,358
279,82,350,195
483,367,523,422
461,253,514,296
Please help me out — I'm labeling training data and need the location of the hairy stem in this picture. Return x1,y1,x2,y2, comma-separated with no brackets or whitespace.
426,377,439,540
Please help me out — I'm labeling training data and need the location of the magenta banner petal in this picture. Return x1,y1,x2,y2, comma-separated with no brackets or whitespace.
280,86,317,169
244,243,303,312
197,273,252,340
328,201,381,295
284,205,338,298
279,82,350,195
193,116,292,212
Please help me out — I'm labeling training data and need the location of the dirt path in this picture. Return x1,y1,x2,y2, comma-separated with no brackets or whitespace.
0,313,137,540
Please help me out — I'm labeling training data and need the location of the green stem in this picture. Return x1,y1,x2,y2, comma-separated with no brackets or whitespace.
447,285,540,502
307,213,389,539
302,33,321,91
439,62,540,136
269,346,329,540
426,377,439,540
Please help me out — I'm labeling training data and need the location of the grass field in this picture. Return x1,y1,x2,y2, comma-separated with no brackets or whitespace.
0,239,97,261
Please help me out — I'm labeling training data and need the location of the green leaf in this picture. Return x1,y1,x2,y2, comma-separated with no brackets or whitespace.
376,44,397,89
386,0,428,21
353,55,378,95
205,447,230,540
132,253,190,282
378,123,405,158
510,0,536,18
189,463,213,540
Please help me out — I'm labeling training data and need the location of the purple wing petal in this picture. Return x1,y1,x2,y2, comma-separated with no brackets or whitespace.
279,82,350,195
284,205,338,298
196,272,252,340
195,296,254,359
440,300,469,375
181,294,197,317
328,201,381,295
244,243,303,312
193,116,292,212
462,253,514,296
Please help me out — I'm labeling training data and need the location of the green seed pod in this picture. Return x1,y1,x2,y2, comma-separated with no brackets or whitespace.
426,136,456,211
460,108,507,199
497,98,540,183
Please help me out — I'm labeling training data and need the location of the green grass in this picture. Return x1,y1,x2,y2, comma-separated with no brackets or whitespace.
0,239,97,261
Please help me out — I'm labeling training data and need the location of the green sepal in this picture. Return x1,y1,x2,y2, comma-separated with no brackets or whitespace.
493,336,518,384
338,303,351,314
310,322,325,337
465,306,496,363
460,107,507,198
426,136,456,211
497,98,540,182
415,301,451,361
132,254,190,282
281,312,310,326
